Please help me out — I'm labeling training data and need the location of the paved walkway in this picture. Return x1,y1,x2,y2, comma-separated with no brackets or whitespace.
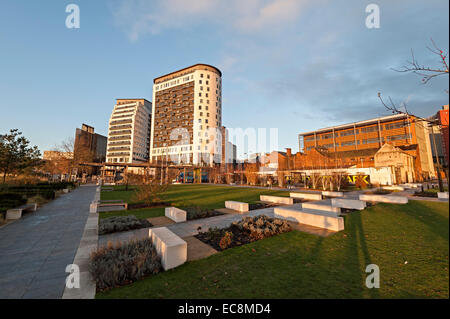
0,185,96,299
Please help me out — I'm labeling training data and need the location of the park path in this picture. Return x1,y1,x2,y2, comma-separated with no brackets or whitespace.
0,185,96,299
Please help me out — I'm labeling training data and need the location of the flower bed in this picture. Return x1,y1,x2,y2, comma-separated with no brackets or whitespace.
99,215,153,235
195,215,292,251
89,238,162,291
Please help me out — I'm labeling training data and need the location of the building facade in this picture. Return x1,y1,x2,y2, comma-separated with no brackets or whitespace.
150,64,223,165
298,114,435,179
106,99,152,164
74,124,107,163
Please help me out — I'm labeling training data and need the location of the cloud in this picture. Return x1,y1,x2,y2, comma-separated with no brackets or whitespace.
113,0,311,41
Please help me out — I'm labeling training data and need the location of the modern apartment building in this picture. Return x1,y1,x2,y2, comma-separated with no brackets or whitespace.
74,124,107,162
106,99,152,164
150,64,223,165
298,114,435,178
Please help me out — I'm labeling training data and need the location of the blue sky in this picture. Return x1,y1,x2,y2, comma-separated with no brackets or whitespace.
0,0,448,158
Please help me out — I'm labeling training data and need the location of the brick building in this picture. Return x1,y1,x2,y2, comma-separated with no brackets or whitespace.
298,114,435,180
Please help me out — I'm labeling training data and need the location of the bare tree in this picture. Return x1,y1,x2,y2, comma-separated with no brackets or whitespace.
393,39,448,86
378,39,449,191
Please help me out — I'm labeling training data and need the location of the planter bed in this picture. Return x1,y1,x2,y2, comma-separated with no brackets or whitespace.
364,189,392,195
127,202,171,210
195,215,291,251
248,202,287,210
185,207,224,220
99,215,153,235
413,191,438,198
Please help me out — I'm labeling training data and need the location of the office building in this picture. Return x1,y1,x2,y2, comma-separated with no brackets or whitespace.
74,124,107,163
106,99,152,164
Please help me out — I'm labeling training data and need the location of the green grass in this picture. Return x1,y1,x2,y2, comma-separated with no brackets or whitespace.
97,200,449,299
99,184,288,220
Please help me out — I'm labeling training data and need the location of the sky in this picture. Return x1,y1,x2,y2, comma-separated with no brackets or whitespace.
0,0,448,159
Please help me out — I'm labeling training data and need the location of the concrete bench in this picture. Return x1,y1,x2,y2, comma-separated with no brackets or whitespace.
6,203,38,220
302,201,341,214
89,200,128,213
63,188,70,194
382,185,404,191
438,192,449,199
274,206,344,232
149,227,187,271
331,198,366,210
359,194,408,204
165,207,187,223
322,191,344,197
98,200,128,209
290,192,322,201
260,195,294,205
225,201,249,213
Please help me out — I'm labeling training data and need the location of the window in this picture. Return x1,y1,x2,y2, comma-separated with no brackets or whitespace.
200,74,204,78
341,140,358,146
385,121,410,130
361,126,379,133
362,137,383,144
340,130,355,137
385,133,412,141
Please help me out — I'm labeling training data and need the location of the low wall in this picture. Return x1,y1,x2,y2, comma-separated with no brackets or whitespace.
331,198,366,210
260,195,294,205
290,192,322,201
382,186,404,191
359,194,408,204
225,201,249,213
322,191,344,197
438,192,449,199
302,202,341,214
149,227,187,271
274,207,344,232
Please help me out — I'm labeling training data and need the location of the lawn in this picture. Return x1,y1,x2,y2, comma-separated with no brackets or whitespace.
97,199,449,299
99,184,288,219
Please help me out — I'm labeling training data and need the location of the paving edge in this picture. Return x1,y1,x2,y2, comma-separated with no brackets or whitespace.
62,187,99,299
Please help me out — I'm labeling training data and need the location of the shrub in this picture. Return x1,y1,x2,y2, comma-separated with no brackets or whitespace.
219,231,233,250
99,215,152,235
196,215,291,251
185,206,222,220
89,238,162,291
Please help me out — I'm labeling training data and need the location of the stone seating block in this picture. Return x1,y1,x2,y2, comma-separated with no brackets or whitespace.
165,207,187,223
149,227,187,271
225,201,249,213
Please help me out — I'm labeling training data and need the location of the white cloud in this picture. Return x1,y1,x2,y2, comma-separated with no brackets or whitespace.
113,0,310,41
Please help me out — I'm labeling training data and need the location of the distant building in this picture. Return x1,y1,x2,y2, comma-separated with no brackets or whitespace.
437,105,449,166
150,64,223,165
221,126,237,170
43,151,73,160
106,99,152,164
298,113,435,180
74,124,107,163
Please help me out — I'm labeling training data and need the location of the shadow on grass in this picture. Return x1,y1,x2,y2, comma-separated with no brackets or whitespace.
401,201,449,242
344,212,380,298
